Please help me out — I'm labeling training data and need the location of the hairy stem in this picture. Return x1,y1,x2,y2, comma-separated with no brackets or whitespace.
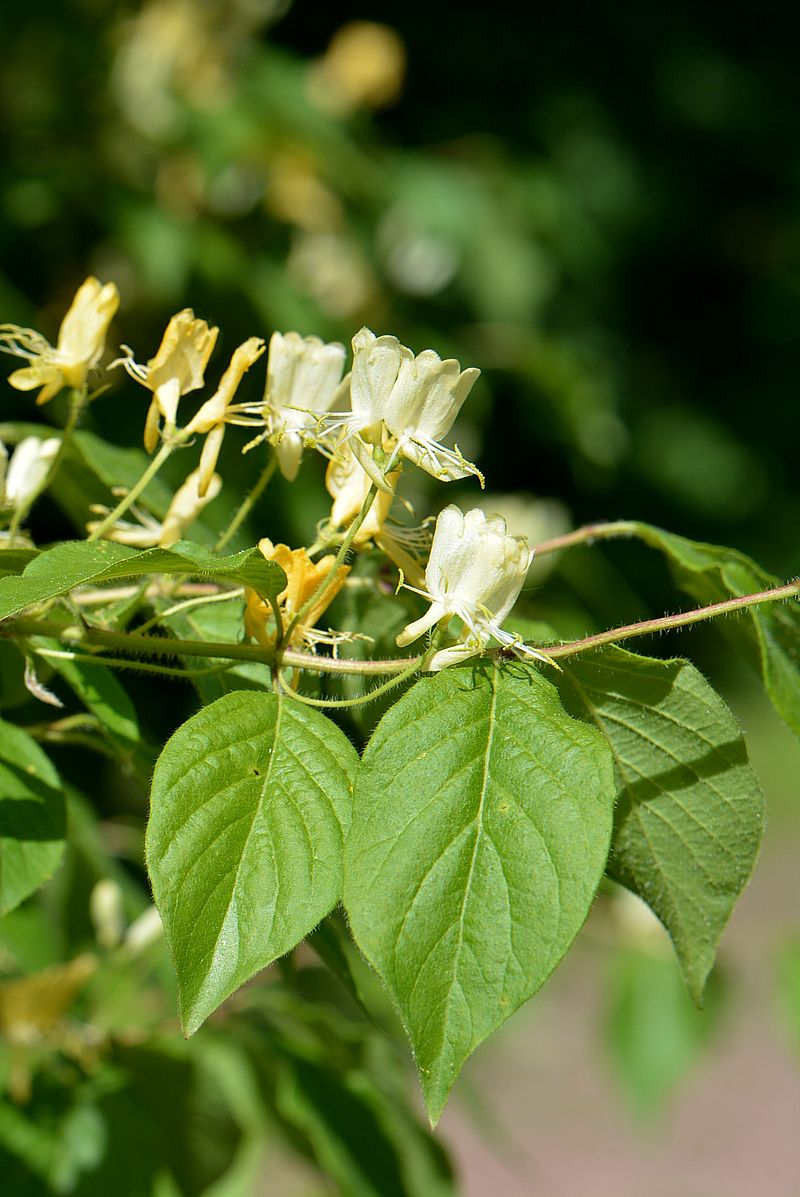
541,580,800,660
534,520,641,558
6,578,797,677
214,453,277,552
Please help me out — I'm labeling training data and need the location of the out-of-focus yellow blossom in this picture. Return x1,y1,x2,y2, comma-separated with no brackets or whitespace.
117,309,218,452
308,22,405,114
266,152,343,232
288,232,375,319
0,278,119,405
87,467,221,547
185,336,264,495
244,539,350,649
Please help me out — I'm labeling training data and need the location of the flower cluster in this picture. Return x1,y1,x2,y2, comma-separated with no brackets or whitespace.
2,279,543,669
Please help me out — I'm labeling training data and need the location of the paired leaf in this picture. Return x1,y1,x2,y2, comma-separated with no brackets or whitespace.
146,690,358,1034
0,538,286,619
559,646,764,1002
632,522,800,737
0,719,66,914
344,662,616,1123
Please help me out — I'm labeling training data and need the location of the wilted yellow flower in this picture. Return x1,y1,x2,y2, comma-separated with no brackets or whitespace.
0,277,119,405
117,309,218,451
186,335,265,495
244,539,350,649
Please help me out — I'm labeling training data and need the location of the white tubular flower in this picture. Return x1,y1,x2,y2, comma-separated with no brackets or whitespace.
158,468,222,546
324,328,482,487
117,309,219,452
258,331,347,481
185,336,265,496
0,277,120,405
396,504,547,671
0,436,61,512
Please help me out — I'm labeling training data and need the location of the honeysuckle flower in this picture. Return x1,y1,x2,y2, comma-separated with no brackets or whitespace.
116,309,218,452
239,331,347,481
324,439,427,588
0,277,119,405
244,539,350,649
185,336,265,496
322,328,482,487
0,436,61,513
396,504,547,671
325,440,398,546
87,467,221,547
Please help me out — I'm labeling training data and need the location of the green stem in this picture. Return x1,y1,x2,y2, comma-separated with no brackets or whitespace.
214,453,277,551
87,439,176,541
5,615,416,676
541,579,800,660
8,576,796,677
5,388,86,546
279,483,378,650
277,654,422,709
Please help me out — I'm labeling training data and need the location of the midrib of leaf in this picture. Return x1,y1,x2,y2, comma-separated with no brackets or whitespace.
185,695,285,1014
440,666,499,1059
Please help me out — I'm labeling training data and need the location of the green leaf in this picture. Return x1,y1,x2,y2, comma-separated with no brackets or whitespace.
146,691,358,1034
275,1055,455,1197
558,646,764,1002
0,539,286,620
0,549,38,580
0,719,66,914
40,650,155,783
343,662,615,1123
72,430,174,517
632,522,800,737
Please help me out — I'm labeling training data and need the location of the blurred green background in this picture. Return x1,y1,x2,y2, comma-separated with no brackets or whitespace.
2,2,800,1194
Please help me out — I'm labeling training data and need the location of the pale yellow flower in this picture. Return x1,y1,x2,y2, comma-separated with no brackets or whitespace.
87,467,221,546
117,309,218,452
244,539,350,649
321,327,482,488
0,278,119,405
261,331,347,481
185,336,265,496
324,439,427,588
325,440,398,546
